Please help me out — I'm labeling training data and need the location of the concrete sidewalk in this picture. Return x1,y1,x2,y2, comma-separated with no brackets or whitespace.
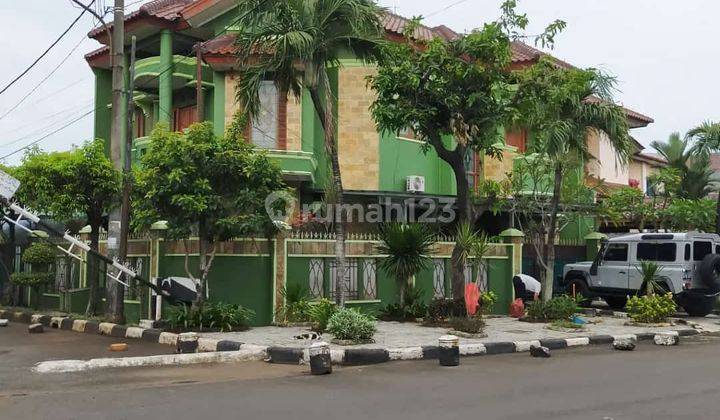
199,315,720,349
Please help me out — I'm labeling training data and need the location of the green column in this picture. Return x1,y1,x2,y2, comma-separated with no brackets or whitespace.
93,68,113,156
158,29,173,125
212,71,225,136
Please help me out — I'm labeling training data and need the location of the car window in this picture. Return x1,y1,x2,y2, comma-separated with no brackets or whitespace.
637,242,676,262
694,241,712,261
685,244,691,261
604,243,628,262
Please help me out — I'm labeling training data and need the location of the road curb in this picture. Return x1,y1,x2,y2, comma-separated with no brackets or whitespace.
3,307,708,369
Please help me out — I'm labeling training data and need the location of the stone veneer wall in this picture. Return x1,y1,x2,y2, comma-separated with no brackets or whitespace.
337,66,379,191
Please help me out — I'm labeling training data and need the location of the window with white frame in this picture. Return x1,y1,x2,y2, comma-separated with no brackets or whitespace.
250,81,279,149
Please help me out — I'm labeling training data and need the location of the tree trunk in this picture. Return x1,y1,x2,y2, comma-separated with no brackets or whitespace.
715,191,720,234
309,80,346,307
541,163,563,302
399,277,406,308
85,226,101,316
448,147,473,300
194,222,208,310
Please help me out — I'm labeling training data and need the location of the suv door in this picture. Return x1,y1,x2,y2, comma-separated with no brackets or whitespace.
594,242,630,290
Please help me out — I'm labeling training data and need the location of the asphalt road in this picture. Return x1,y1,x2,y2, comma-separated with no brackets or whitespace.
3,324,720,420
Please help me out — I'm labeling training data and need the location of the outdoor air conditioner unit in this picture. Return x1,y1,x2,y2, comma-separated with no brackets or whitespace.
406,175,425,193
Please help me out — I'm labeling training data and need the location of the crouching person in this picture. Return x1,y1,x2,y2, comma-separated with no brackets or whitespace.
512,274,541,304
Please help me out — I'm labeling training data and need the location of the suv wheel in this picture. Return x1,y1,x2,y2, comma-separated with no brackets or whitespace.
604,296,627,310
699,254,720,289
566,278,591,307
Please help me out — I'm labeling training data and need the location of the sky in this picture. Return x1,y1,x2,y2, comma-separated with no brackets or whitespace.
0,0,718,165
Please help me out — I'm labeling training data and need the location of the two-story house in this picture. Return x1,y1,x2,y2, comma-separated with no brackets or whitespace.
85,0,654,237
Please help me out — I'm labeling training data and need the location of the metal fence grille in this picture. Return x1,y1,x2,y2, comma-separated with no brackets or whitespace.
308,258,324,299
361,259,377,300
329,259,358,301
433,259,446,298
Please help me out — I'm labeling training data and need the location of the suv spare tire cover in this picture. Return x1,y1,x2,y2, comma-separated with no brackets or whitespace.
698,254,720,289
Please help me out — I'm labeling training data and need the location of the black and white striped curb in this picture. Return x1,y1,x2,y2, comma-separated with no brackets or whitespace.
2,308,703,370
0,308,245,353
265,329,702,366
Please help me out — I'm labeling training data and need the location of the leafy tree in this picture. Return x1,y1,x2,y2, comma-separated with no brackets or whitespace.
662,198,715,233
134,122,286,308
599,186,654,231
376,223,436,308
10,242,56,309
233,0,384,306
503,153,597,294
14,140,120,315
369,3,564,299
512,59,632,300
651,132,713,200
687,121,720,232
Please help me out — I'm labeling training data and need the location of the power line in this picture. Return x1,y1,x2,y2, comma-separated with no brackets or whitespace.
425,0,470,18
0,109,95,161
0,0,95,97
0,35,89,122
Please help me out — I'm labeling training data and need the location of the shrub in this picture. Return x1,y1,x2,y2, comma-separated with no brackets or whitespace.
449,316,485,334
526,295,578,321
380,285,428,321
626,293,676,323
308,298,337,333
426,297,467,323
22,242,57,266
278,284,311,323
10,272,54,288
167,302,255,332
326,308,376,342
479,291,498,314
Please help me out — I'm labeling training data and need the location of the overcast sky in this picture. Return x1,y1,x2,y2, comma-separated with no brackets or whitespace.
0,0,717,165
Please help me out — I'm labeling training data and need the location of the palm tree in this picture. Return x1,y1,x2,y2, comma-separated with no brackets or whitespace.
515,59,633,300
233,0,384,306
651,132,713,200
687,121,720,232
376,224,436,308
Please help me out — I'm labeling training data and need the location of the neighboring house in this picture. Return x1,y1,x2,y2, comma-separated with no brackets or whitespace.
84,0,653,236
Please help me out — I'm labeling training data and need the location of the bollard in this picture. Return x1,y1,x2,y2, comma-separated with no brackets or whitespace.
177,332,199,354
438,335,460,366
309,342,332,375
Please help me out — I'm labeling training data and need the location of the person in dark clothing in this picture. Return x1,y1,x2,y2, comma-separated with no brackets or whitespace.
513,274,541,303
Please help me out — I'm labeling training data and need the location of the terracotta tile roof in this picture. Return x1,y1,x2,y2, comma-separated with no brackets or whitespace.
84,45,109,60
200,33,236,55
88,0,195,38
585,96,654,125
381,12,458,41
510,41,574,69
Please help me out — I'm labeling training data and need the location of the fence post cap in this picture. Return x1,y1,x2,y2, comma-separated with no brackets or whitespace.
78,225,92,234
499,228,524,238
150,220,168,231
584,232,607,240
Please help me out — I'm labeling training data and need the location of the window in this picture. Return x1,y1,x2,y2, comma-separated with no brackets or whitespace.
173,105,197,132
361,259,377,300
464,150,479,191
603,243,628,262
637,242,677,262
505,129,527,152
685,244,691,261
308,258,324,299
329,259,358,301
250,81,279,149
693,241,712,261
433,259,446,298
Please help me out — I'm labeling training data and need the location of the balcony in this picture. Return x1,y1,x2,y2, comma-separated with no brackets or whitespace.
265,149,317,183
134,55,213,90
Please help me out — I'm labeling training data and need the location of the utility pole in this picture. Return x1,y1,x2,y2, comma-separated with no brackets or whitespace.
105,0,125,323
118,35,136,314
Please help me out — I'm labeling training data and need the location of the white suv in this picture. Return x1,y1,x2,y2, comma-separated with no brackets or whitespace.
563,232,720,317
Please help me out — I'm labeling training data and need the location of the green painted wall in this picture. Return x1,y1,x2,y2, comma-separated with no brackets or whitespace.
212,71,225,136
379,134,456,195
159,254,274,326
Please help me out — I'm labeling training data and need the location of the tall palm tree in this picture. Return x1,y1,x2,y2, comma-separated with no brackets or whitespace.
233,0,384,306
376,224,436,308
687,121,720,232
651,132,713,200
515,59,633,300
